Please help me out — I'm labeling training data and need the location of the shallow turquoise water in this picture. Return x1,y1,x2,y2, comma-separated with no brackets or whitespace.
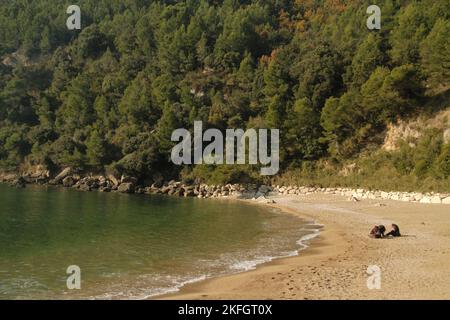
0,183,319,299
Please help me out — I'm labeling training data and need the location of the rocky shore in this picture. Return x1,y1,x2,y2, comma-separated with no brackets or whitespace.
1,168,449,205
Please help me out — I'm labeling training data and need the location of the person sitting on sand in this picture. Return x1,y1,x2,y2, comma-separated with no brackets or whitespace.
370,225,381,238
385,224,401,237
369,225,386,238
378,225,386,237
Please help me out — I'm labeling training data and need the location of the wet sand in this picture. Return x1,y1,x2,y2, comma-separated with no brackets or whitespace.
158,193,450,300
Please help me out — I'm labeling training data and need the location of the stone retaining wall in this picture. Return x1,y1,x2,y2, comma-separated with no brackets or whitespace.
1,170,449,205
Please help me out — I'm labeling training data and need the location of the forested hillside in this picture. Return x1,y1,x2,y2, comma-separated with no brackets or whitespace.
0,0,449,191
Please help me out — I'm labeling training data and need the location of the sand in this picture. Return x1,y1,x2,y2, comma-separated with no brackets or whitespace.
157,193,450,300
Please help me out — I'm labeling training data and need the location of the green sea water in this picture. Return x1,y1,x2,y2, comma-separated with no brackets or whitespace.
0,183,320,299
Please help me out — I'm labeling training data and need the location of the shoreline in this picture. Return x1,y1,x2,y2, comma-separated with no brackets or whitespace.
157,193,450,300
2,177,450,299
149,199,325,300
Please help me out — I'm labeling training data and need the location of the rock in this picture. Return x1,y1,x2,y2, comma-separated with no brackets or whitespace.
258,185,271,194
0,173,17,183
420,196,431,204
444,128,450,144
83,177,96,188
152,181,163,188
442,197,450,204
78,184,91,192
135,187,145,194
62,176,76,187
22,165,50,183
184,189,195,197
121,175,138,185
160,186,171,194
367,193,377,200
107,174,119,186
10,177,26,188
97,176,107,187
390,193,400,201
413,193,423,201
118,183,135,194
255,191,265,198
54,168,72,183
99,186,111,192
430,196,442,204
400,195,412,202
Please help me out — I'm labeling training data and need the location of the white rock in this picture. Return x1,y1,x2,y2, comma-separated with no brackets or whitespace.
390,194,399,201
442,197,450,204
430,196,442,204
413,193,423,201
420,196,431,204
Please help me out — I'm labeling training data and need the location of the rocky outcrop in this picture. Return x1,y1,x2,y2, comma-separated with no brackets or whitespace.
21,165,50,184
107,174,119,187
50,167,72,184
62,176,76,187
118,182,135,194
10,177,26,188
120,175,137,185
0,173,18,183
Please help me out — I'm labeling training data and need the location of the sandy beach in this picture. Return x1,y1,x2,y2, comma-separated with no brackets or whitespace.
158,193,450,300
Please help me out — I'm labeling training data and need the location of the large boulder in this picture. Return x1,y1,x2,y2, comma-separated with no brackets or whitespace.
120,175,138,185
118,182,135,194
62,176,76,187
160,186,171,194
54,168,72,183
107,174,120,187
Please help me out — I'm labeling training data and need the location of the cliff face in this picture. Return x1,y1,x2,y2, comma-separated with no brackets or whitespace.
383,108,450,151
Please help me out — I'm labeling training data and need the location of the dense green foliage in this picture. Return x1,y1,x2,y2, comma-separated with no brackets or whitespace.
0,0,449,189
